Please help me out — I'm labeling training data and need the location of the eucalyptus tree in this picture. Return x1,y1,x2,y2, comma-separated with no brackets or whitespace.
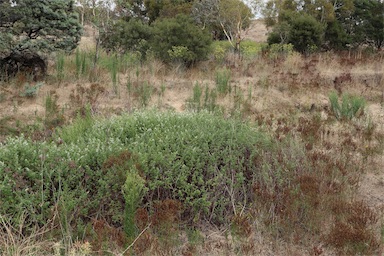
192,0,254,52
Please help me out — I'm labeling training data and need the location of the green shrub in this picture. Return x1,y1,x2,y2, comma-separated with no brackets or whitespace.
110,55,119,94
324,20,351,50
101,112,277,224
2,110,377,253
0,111,274,229
44,92,65,129
329,91,366,120
211,40,264,61
211,41,232,61
267,21,291,45
56,54,65,83
134,81,153,107
203,85,218,112
288,14,324,53
100,19,152,59
268,13,324,53
0,132,126,228
187,83,218,113
167,46,193,62
240,40,265,58
150,14,212,65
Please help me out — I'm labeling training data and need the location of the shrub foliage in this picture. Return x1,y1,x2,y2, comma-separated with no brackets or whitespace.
151,15,212,65
0,112,272,230
0,111,379,254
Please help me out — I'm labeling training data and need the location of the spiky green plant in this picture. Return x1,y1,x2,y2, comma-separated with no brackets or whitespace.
215,68,231,95
329,91,365,120
56,54,65,84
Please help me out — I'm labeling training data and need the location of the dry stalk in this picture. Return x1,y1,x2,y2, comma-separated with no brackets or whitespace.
120,223,151,255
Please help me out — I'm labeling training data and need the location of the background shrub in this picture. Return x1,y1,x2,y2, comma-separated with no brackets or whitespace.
288,14,324,53
100,19,152,59
267,13,324,53
150,15,212,65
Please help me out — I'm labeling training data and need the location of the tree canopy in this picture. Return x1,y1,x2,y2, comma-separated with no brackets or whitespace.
151,14,212,65
351,0,384,49
0,0,82,79
262,0,384,51
192,0,254,50
114,0,194,22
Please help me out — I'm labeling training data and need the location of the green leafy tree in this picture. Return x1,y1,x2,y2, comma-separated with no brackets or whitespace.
115,0,193,23
267,12,324,53
150,14,212,66
100,19,152,57
261,0,357,51
288,14,324,53
267,21,291,44
145,0,193,22
115,0,147,21
192,0,254,52
351,0,384,49
0,0,82,79
324,20,351,50
75,0,116,26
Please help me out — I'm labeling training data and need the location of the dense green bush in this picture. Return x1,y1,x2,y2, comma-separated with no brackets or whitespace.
240,40,265,58
2,111,375,253
267,21,291,45
0,111,318,236
0,112,259,229
0,134,127,225
150,15,212,65
324,20,351,50
264,43,294,59
100,19,153,58
0,0,81,79
267,13,324,53
263,0,383,51
351,0,384,50
211,41,233,61
288,15,324,53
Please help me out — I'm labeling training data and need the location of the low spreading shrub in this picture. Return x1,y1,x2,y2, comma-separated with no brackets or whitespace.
19,82,44,98
0,111,273,233
240,41,265,58
0,111,379,254
211,40,265,61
